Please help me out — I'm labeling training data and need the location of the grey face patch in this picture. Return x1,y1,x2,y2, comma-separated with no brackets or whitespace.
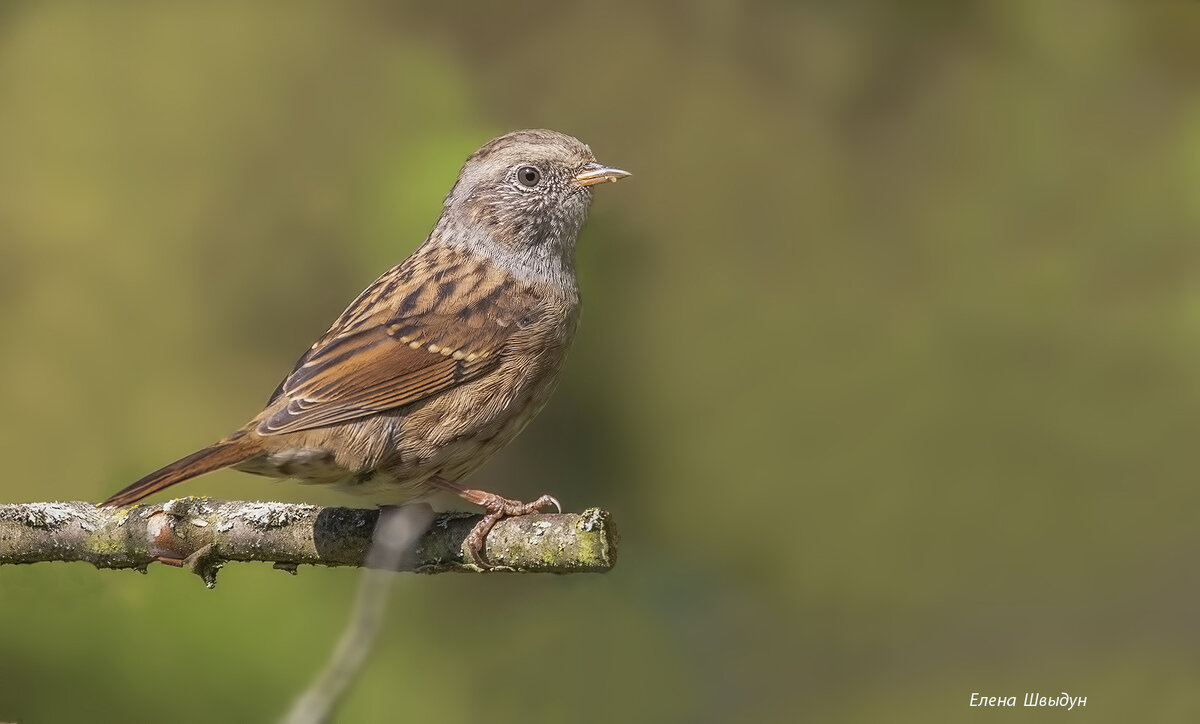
429,130,601,290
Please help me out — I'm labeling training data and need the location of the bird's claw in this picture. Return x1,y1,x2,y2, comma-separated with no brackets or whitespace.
465,493,561,569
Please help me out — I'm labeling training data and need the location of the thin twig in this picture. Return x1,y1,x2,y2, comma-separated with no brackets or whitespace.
284,505,434,724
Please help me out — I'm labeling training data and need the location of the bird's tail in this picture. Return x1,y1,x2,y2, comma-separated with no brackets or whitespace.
100,435,261,508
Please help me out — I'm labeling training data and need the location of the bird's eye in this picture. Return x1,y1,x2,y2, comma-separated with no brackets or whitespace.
517,166,541,187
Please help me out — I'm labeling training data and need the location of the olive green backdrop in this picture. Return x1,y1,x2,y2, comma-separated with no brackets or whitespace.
1,1,1198,721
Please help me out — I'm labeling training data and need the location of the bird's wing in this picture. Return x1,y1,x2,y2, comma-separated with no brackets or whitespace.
256,259,535,436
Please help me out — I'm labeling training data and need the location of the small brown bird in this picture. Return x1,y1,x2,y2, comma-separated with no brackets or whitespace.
101,129,628,565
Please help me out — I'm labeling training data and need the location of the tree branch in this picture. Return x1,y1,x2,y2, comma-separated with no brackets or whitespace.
0,498,617,586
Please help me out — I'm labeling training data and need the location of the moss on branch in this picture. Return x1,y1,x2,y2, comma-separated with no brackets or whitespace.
0,499,617,586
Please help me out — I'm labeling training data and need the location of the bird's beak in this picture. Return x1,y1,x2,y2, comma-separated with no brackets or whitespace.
573,163,631,187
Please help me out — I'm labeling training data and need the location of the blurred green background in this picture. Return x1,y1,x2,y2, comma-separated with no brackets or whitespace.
2,1,1199,721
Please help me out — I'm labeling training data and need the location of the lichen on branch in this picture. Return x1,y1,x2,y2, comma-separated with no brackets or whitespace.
0,498,617,586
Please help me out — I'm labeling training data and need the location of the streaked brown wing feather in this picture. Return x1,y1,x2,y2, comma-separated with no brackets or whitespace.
257,252,534,436
258,322,504,435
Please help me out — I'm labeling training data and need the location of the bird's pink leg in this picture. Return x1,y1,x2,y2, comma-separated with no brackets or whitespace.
429,477,560,567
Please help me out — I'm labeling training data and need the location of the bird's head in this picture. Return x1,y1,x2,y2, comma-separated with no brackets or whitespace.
434,129,629,286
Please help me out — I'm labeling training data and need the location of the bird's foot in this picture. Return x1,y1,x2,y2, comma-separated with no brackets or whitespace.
465,492,561,568
427,477,561,568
